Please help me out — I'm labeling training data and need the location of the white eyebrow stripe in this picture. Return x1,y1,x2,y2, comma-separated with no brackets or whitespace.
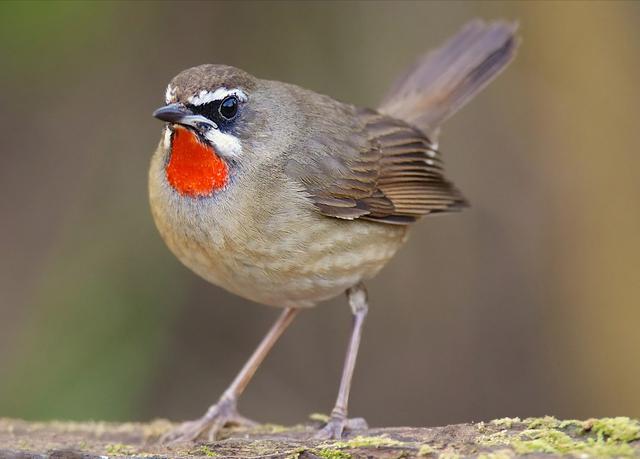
187,87,248,106
165,84,177,104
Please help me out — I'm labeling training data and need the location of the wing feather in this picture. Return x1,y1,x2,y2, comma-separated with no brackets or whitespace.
379,20,519,138
285,20,518,224
286,106,466,225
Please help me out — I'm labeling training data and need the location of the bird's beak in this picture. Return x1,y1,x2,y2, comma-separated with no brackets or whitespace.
152,103,193,124
153,103,217,131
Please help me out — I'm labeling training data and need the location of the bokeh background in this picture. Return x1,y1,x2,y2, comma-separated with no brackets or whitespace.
1,0,639,428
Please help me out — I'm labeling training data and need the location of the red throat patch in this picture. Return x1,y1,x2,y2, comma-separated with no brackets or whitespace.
166,127,229,197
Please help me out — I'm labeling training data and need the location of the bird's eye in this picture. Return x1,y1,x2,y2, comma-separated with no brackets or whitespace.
219,96,238,120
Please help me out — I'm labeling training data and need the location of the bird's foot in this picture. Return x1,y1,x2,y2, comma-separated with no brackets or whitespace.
160,396,257,443
314,415,368,440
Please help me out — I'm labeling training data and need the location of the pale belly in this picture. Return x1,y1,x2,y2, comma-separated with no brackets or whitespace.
153,204,408,308
149,150,409,308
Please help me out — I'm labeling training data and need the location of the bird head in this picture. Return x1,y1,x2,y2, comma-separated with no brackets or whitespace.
153,64,294,198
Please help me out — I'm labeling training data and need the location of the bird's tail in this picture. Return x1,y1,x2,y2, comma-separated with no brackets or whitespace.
378,20,519,138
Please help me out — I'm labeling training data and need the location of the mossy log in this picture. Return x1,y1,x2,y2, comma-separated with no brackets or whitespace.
1,416,639,458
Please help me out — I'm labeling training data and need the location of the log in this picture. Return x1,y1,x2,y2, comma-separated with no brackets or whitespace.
1,416,639,458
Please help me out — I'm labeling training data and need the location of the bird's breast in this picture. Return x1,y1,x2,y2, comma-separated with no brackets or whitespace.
149,144,408,307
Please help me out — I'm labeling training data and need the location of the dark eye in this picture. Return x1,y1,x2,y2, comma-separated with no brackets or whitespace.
219,96,238,120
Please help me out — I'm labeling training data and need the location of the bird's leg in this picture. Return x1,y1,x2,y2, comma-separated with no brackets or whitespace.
161,307,300,443
315,283,369,440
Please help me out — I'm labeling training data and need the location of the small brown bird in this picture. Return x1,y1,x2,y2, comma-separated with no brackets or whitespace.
150,20,518,442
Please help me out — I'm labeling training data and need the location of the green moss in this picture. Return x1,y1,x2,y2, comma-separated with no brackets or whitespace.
524,415,560,429
559,419,584,430
285,447,306,459
104,443,135,455
477,429,510,447
477,416,640,458
491,417,521,429
522,415,582,431
514,429,635,457
330,435,406,449
314,436,407,459
195,445,219,457
418,443,435,456
313,448,352,459
586,417,640,442
512,428,580,454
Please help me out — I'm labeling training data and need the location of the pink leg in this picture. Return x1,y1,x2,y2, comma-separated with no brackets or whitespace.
316,283,369,439
162,307,300,442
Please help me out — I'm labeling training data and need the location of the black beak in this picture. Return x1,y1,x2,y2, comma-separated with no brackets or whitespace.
152,103,193,123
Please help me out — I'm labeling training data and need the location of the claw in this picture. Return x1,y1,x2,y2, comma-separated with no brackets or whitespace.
315,418,345,440
314,416,368,440
206,416,227,442
160,397,257,443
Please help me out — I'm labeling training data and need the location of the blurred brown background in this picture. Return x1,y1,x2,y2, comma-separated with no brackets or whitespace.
1,0,639,428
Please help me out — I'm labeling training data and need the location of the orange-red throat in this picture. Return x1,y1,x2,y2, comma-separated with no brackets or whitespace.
166,126,229,197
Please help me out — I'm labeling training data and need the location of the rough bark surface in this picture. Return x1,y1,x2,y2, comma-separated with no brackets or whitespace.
1,416,639,458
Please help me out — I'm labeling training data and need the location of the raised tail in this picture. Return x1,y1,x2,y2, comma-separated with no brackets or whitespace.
378,20,519,138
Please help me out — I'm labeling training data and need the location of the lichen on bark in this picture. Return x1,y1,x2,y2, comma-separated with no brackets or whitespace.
0,416,638,458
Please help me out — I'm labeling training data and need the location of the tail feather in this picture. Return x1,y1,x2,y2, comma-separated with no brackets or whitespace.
378,20,519,138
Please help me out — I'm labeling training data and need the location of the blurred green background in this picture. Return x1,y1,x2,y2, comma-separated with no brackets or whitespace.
1,0,639,428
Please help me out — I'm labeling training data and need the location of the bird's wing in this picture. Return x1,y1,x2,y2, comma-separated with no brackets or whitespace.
285,108,466,225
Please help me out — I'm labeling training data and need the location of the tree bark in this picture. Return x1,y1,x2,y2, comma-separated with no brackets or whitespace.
1,416,638,458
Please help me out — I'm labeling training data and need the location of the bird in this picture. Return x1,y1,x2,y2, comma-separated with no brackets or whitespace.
149,19,519,442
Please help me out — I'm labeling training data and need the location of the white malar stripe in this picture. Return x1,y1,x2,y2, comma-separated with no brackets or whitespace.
204,129,242,158
187,87,248,106
165,85,177,104
163,126,172,149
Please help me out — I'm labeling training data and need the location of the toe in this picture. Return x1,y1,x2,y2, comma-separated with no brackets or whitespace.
160,400,256,443
206,417,227,441
314,416,368,440
161,420,205,444
314,419,346,440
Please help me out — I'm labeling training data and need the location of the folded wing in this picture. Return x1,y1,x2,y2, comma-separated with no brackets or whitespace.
286,108,466,225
